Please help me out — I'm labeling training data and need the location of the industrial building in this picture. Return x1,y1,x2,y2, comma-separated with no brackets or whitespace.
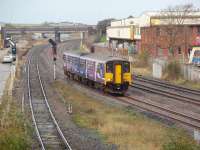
141,12,200,59
106,11,158,54
106,11,200,60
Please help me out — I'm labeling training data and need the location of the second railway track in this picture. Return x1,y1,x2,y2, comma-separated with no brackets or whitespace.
60,74,200,130
134,75,200,97
131,76,200,106
27,54,72,150
118,95,200,130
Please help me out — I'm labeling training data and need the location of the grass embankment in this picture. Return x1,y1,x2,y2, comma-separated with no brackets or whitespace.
171,79,200,90
132,65,152,77
162,61,200,90
0,78,32,150
132,51,200,90
53,81,199,150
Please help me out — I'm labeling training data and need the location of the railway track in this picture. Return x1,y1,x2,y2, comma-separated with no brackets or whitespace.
57,42,200,131
131,76,200,106
62,75,200,130
117,95,200,129
134,75,200,96
27,54,72,150
38,42,200,136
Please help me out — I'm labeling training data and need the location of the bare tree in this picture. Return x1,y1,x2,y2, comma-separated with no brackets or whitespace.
157,4,195,56
97,18,115,36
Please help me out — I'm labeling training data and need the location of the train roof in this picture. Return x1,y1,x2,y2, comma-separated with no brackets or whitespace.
63,50,128,63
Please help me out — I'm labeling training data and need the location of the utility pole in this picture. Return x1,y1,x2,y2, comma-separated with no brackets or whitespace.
48,39,57,80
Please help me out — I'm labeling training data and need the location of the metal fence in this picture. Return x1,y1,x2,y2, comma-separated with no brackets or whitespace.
153,58,200,82
182,65,200,81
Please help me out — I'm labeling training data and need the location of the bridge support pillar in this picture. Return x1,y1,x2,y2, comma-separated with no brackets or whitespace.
1,27,6,48
80,32,83,48
83,31,88,40
80,31,88,49
55,31,60,43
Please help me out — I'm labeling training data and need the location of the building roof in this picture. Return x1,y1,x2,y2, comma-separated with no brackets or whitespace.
63,50,127,63
110,11,200,27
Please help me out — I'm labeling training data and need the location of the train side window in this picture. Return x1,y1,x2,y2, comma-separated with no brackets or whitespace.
123,62,130,73
106,62,113,73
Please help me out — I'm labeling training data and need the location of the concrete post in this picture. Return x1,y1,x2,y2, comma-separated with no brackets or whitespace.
55,32,60,43
1,27,6,48
80,32,83,49
84,31,88,40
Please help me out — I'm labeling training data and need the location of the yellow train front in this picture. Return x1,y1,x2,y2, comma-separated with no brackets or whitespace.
63,51,131,95
104,60,131,94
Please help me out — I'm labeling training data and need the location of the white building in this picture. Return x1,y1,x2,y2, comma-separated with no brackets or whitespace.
106,11,158,52
106,11,200,53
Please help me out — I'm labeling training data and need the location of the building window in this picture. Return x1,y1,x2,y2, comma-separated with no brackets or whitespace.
178,47,182,54
135,27,140,35
156,27,160,36
157,47,163,56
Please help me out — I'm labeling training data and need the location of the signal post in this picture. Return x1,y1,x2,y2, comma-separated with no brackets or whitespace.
48,39,57,80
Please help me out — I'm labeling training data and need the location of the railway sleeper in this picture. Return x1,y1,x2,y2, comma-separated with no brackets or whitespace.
34,110,50,114
39,129,58,136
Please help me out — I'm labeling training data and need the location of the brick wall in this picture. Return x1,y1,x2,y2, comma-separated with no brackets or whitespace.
141,25,200,60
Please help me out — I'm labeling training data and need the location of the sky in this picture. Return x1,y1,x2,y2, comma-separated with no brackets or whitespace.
0,0,200,25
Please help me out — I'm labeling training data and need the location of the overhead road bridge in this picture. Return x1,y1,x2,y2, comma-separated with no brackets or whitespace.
1,26,90,47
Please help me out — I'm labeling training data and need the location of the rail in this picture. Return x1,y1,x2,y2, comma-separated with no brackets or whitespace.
27,55,72,149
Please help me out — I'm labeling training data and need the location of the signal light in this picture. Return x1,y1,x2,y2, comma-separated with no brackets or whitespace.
48,39,57,46
48,38,57,59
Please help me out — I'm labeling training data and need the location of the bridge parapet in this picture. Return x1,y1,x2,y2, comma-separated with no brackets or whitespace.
1,26,90,47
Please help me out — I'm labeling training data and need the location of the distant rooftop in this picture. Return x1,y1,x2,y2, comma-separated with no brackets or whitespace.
110,10,200,27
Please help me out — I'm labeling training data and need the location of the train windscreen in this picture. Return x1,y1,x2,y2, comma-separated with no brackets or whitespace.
123,62,130,73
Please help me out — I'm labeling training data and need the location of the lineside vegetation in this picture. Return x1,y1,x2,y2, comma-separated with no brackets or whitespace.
164,60,181,80
0,78,32,150
132,49,152,76
54,81,199,150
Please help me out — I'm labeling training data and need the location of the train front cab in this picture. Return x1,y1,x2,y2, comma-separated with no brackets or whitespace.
104,60,131,94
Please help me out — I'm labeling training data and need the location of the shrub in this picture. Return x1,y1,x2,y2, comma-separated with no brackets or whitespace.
95,35,107,43
165,60,181,80
163,130,200,150
100,36,107,43
136,49,150,67
0,94,32,150
0,130,30,150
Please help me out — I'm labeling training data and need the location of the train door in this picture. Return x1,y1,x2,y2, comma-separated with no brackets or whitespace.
115,64,122,84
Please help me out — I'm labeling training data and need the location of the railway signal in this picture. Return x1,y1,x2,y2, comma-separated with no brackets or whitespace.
48,39,57,80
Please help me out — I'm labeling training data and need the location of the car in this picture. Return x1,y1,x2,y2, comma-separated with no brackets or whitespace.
2,54,14,63
12,55,16,61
